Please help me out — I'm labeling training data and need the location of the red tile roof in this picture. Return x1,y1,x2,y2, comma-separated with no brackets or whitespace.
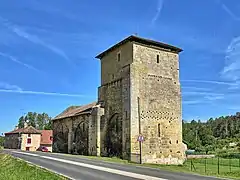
5,126,41,135
53,102,97,120
40,130,53,145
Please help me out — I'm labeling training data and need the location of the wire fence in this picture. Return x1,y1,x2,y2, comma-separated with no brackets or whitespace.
187,157,240,175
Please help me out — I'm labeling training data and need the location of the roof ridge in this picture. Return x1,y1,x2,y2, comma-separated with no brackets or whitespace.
53,101,97,120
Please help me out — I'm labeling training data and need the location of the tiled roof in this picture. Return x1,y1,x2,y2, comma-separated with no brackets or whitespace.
53,102,97,120
96,35,183,59
40,130,53,145
5,126,41,135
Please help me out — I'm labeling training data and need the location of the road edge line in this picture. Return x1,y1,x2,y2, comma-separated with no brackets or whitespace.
14,156,75,180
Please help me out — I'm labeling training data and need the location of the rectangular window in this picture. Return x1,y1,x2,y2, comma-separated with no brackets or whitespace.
28,134,31,137
117,53,121,62
158,124,161,137
157,55,160,63
27,138,31,144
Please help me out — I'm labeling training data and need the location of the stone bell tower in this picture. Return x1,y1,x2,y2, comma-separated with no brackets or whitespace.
96,35,185,164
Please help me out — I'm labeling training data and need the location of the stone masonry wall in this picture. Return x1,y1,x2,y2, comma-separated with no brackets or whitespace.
4,134,20,149
98,42,132,158
88,105,104,156
53,114,92,155
130,43,185,165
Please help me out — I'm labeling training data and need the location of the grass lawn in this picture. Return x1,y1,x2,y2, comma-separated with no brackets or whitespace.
60,153,240,179
0,153,66,180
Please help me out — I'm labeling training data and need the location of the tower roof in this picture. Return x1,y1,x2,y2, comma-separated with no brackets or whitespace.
95,35,182,59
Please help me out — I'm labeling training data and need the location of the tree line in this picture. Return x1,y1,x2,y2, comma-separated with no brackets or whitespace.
18,112,52,130
183,112,240,153
0,136,4,147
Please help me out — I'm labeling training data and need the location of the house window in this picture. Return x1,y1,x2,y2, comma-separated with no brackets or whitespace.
158,124,161,137
157,55,160,63
27,138,31,144
117,53,121,62
28,134,31,137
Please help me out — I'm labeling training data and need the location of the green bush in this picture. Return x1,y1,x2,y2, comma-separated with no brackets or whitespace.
218,153,240,159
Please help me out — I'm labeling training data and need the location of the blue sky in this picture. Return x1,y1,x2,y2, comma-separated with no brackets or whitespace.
1,0,240,133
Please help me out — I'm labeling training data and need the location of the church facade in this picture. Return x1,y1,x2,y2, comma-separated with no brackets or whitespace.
53,35,186,164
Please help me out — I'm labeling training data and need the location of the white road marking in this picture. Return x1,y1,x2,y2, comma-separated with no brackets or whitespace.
12,151,40,157
41,156,167,180
12,151,168,180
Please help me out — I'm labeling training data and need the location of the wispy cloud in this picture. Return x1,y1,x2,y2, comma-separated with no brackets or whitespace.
26,0,78,21
228,106,240,110
0,82,90,97
216,0,240,21
204,95,224,101
183,90,225,104
0,89,91,98
0,82,22,91
0,17,71,63
181,86,211,91
182,100,203,105
182,79,236,86
12,27,71,62
183,91,224,96
151,0,164,25
0,52,40,72
220,36,240,83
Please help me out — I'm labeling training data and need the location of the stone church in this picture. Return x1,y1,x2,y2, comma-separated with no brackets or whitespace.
53,35,186,164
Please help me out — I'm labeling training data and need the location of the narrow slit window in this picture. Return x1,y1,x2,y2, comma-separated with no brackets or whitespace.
116,120,119,133
158,123,161,137
157,55,160,63
117,53,121,62
83,123,85,132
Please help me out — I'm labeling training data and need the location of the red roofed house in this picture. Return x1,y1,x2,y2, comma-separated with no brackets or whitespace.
40,130,53,152
5,124,41,151
5,124,53,152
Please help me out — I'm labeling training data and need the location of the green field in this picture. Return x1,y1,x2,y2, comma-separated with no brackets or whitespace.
184,158,240,179
0,153,66,180
60,153,240,179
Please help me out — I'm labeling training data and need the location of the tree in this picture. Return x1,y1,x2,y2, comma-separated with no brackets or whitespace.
0,136,4,147
42,113,52,130
17,112,52,130
36,114,44,130
183,112,240,152
26,112,37,127
18,116,25,128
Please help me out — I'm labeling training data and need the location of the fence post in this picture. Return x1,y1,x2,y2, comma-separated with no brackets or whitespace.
218,157,220,174
191,160,193,171
204,158,207,174
229,158,232,172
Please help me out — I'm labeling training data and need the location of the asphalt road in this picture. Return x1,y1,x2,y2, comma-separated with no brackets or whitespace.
3,149,224,180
